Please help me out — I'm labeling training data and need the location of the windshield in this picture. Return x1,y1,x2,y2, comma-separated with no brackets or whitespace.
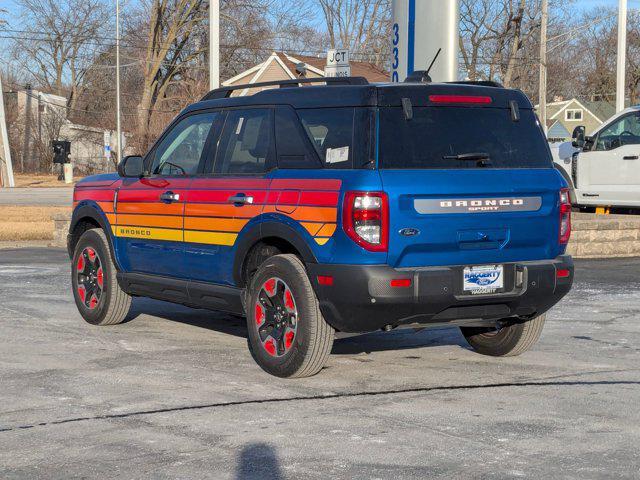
378,107,552,169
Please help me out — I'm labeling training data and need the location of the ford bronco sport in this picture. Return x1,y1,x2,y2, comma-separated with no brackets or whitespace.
69,76,574,378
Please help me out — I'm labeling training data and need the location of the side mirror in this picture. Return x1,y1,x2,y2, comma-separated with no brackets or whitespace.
117,155,144,178
571,126,586,148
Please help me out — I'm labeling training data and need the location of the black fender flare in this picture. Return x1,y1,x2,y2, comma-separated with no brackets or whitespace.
69,204,119,269
232,221,319,286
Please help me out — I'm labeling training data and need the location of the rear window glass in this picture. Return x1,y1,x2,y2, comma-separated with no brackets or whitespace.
378,107,552,169
297,108,355,169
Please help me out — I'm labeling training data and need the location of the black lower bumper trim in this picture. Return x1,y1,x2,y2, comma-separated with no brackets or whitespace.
307,256,574,333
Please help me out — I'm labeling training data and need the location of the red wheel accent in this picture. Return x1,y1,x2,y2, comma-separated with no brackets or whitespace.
76,255,85,272
264,278,276,295
87,248,96,262
264,337,277,356
78,285,86,303
96,268,104,288
285,329,295,349
284,288,295,311
255,303,265,326
89,294,98,309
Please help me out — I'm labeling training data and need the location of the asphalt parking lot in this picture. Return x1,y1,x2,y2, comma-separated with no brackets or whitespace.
0,249,639,479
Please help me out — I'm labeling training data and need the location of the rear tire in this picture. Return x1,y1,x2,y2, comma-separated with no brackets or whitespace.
246,254,334,378
460,314,546,357
71,228,131,326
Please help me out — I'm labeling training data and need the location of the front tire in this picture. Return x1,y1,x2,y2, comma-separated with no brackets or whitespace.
460,314,546,357
246,254,334,378
71,228,131,326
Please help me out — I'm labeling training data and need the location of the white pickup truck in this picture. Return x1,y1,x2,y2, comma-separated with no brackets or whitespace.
557,106,640,209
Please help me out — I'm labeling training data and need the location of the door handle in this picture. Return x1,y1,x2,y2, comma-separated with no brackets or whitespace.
160,191,180,203
623,155,639,160
228,193,254,206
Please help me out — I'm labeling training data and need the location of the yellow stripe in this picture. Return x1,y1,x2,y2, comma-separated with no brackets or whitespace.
315,237,330,246
112,225,183,242
184,230,238,246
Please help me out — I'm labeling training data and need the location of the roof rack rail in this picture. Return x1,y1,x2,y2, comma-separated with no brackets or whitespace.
448,80,504,88
201,76,370,101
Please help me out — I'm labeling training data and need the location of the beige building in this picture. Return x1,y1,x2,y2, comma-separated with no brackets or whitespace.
223,51,389,96
538,98,618,142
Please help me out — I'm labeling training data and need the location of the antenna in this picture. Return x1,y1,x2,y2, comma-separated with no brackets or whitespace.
425,48,442,78
404,47,443,83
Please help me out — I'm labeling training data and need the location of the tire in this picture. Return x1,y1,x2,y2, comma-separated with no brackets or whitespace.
71,228,131,326
246,254,334,378
460,314,546,357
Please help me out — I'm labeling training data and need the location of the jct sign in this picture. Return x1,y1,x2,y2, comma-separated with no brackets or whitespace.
325,49,351,78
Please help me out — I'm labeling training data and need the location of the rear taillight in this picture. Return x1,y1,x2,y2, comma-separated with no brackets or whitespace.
559,188,571,244
343,191,388,252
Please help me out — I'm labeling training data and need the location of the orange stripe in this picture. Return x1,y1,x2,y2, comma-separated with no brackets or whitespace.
117,202,184,216
184,217,248,233
116,214,182,229
106,213,116,224
316,224,337,237
185,203,264,218
263,205,338,223
301,222,323,236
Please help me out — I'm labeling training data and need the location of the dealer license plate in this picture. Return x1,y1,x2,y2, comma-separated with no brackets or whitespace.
463,265,504,295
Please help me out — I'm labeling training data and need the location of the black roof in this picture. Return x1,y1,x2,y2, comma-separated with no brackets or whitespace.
183,78,533,116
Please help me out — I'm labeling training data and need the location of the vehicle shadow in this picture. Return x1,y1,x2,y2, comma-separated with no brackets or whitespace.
234,443,284,480
124,297,471,353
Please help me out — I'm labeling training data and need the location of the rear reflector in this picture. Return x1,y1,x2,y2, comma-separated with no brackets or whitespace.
390,278,412,288
429,95,493,105
317,275,334,286
556,269,570,279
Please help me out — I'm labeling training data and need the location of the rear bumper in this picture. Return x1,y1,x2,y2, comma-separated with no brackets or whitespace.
307,255,574,333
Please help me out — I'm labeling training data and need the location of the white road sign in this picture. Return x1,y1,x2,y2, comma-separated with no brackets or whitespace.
325,49,351,78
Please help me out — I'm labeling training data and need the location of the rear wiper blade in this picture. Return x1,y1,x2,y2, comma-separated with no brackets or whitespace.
443,152,491,161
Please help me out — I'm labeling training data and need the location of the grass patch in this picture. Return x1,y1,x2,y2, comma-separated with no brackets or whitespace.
0,206,71,241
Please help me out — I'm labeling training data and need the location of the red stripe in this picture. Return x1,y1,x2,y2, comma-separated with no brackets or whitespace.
77,179,121,188
298,191,340,207
270,179,341,191
74,189,115,202
118,189,189,202
187,189,269,204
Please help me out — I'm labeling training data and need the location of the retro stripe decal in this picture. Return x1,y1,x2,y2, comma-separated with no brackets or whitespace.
96,178,343,246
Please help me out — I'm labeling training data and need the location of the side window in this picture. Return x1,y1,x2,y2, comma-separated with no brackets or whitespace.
297,107,355,169
275,107,320,169
214,108,274,175
596,112,640,151
150,112,217,176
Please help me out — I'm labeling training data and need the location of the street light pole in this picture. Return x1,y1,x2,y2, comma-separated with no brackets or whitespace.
209,0,220,90
539,0,548,135
116,0,122,163
617,0,627,113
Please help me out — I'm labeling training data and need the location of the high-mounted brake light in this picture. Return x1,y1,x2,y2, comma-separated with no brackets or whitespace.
559,188,572,245
343,191,389,252
429,95,493,105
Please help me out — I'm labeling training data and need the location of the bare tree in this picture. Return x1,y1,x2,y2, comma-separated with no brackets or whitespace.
316,0,391,65
12,0,107,111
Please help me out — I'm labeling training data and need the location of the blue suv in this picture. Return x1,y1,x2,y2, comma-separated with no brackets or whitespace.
68,76,574,377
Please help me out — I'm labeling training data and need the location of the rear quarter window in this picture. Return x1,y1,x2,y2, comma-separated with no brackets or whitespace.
379,107,552,169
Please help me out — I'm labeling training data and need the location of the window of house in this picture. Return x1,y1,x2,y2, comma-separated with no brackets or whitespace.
565,109,583,121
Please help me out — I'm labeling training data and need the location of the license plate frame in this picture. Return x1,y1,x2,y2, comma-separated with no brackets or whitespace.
462,265,505,295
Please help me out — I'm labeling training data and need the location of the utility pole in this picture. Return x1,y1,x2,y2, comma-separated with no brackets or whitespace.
116,0,122,163
617,0,628,113
0,73,15,188
22,84,32,172
539,0,548,134
209,0,220,90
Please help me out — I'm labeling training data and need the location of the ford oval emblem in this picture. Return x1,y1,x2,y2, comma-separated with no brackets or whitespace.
399,228,420,237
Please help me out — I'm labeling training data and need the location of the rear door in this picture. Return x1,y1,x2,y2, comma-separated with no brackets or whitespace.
115,111,218,278
377,103,564,269
184,107,274,285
